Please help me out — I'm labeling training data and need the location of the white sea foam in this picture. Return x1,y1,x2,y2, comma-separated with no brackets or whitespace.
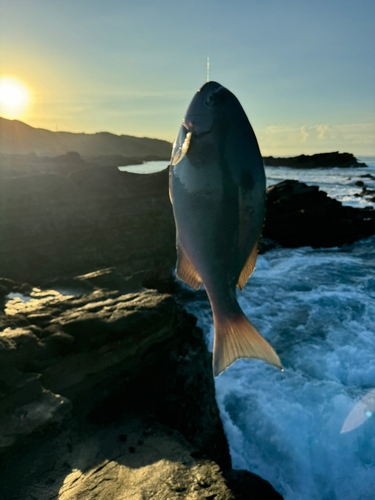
185,237,375,499
265,164,375,208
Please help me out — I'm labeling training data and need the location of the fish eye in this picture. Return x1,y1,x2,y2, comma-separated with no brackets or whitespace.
205,93,216,107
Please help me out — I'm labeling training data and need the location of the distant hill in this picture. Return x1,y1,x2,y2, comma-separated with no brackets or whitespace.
0,117,172,159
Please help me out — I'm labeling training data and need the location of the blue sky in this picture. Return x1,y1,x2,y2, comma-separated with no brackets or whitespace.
1,0,374,155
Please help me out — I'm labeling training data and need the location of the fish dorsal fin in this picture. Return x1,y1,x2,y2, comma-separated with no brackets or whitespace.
237,240,259,290
176,243,202,290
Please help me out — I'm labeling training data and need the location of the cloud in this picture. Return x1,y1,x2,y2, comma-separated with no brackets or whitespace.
300,126,308,142
317,124,328,139
256,123,375,156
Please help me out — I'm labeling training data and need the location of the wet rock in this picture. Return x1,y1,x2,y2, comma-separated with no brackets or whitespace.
355,187,375,202
264,180,375,248
360,173,375,181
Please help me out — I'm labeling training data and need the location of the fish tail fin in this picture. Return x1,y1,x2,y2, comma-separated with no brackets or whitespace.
212,309,282,377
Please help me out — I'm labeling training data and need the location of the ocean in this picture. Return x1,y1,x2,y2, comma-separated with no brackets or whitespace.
120,157,375,499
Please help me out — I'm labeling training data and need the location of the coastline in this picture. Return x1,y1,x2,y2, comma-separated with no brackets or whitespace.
1,152,375,499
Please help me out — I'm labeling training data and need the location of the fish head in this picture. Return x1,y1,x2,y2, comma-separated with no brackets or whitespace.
183,81,231,136
171,82,233,166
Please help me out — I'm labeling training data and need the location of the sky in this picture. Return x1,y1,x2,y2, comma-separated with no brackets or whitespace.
0,0,374,155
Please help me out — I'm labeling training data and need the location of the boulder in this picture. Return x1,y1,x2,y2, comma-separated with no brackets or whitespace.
263,180,375,248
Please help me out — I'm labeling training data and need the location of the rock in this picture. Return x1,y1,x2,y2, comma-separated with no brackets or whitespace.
0,418,235,500
0,390,71,454
0,286,283,499
355,187,375,202
1,154,374,290
263,180,375,248
0,278,32,298
0,165,176,285
360,173,375,180
263,152,367,169
223,469,284,499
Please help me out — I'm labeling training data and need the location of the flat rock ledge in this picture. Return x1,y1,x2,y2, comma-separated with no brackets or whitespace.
0,285,282,499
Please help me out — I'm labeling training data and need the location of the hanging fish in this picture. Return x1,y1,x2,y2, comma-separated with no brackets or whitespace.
169,81,282,376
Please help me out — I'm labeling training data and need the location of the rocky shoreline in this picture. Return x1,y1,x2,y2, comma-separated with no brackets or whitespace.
0,281,282,499
263,151,367,169
1,158,375,499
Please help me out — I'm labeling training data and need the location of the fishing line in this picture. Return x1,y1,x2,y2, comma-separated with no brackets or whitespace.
206,1,211,82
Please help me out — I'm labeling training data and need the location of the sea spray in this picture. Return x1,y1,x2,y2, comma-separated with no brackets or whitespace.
185,237,375,499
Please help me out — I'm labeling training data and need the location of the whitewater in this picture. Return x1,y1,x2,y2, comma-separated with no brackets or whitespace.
122,157,375,499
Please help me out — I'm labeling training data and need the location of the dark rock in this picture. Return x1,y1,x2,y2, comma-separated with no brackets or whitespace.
0,278,32,297
0,418,237,500
0,164,176,286
360,173,375,180
263,180,375,248
355,187,375,202
223,469,283,499
263,152,367,169
0,285,282,498
1,153,374,291
0,288,232,491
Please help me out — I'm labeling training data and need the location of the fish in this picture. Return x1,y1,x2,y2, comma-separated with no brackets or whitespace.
169,81,282,376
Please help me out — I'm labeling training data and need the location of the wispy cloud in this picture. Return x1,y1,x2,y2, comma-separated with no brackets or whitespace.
300,126,308,143
257,123,375,156
317,124,328,139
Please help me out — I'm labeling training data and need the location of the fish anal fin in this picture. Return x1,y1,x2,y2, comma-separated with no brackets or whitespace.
213,312,282,377
237,240,259,290
176,244,202,290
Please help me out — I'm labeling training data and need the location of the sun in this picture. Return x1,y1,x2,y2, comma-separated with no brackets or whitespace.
0,77,31,119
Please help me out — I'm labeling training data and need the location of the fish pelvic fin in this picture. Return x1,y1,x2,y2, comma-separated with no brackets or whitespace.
176,243,202,290
212,309,282,377
237,239,259,290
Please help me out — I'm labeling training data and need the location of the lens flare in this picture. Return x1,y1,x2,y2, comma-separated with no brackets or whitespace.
0,77,31,119
341,388,375,433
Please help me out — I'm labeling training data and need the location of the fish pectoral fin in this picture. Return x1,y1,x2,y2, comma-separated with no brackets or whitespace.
176,244,202,290
237,240,259,290
213,311,282,377
171,130,192,166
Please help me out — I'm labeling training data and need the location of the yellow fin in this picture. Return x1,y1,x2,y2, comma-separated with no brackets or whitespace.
213,312,282,377
176,244,202,290
237,240,259,290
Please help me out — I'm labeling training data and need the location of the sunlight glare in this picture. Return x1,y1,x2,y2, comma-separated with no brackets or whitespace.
0,77,31,119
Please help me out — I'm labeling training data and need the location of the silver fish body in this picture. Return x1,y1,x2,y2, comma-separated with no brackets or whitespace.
169,82,281,376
